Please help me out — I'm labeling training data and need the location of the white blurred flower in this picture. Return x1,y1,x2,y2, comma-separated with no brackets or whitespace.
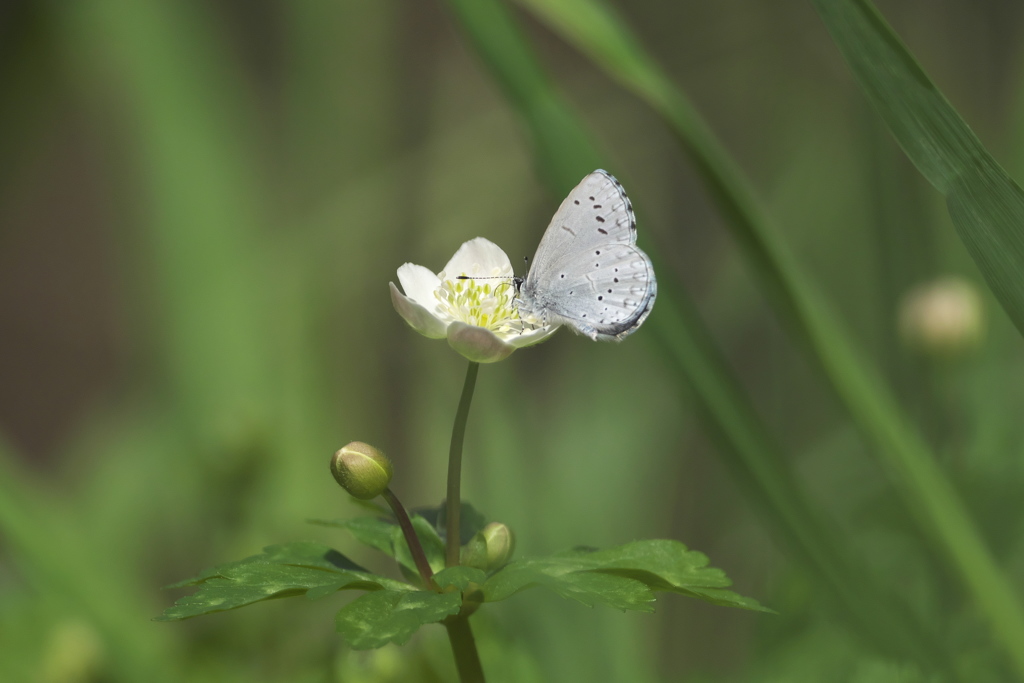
899,276,984,357
390,238,558,363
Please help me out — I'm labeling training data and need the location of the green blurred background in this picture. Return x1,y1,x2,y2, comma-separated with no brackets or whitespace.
2,0,1024,681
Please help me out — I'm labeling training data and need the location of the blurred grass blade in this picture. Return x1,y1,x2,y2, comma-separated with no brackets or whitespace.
440,0,948,669
439,0,604,188
57,0,272,453
511,0,1024,674
649,292,947,667
0,441,178,682
812,0,1024,337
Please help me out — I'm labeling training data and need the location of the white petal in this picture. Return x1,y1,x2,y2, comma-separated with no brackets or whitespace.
397,263,442,307
441,238,514,279
390,282,448,339
447,322,516,363
507,324,560,348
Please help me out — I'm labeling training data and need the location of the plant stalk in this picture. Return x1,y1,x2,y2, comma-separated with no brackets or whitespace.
446,361,479,567
445,615,486,683
381,487,438,591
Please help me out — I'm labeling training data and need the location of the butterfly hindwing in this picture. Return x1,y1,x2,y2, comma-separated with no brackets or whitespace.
538,243,656,340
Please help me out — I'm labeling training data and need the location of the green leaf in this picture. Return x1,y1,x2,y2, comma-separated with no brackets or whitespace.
157,542,407,621
261,541,373,572
310,516,397,557
433,566,487,592
429,500,489,545
312,514,446,582
482,539,769,613
485,560,655,611
165,540,374,589
394,515,446,576
335,589,462,650
579,541,770,612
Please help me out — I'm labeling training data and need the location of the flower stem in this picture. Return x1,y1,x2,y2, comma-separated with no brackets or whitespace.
381,487,438,591
446,361,480,567
445,615,486,683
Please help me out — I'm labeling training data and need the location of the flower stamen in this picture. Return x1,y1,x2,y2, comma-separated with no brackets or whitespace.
434,274,527,335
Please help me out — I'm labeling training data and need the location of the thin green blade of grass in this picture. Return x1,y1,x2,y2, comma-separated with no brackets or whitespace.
439,0,949,670
511,0,1024,674
812,0,1024,338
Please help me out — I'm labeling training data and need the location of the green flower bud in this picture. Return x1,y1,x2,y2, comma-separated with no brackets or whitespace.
331,442,393,500
461,522,516,571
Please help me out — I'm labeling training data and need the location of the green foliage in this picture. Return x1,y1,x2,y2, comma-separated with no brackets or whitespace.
809,0,1024,672
812,0,1024,338
159,518,766,649
5,0,1024,680
311,516,446,581
157,542,407,621
482,541,770,613
433,566,488,592
443,0,951,671
311,503,475,579
504,0,1024,675
335,590,463,650
430,500,489,546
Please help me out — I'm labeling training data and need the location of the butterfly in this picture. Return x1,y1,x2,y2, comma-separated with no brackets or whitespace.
515,170,656,341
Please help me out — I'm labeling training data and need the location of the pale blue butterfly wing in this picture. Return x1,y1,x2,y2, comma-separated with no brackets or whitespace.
518,170,656,341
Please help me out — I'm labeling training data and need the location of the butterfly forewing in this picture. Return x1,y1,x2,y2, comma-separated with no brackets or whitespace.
527,171,636,277
519,169,656,340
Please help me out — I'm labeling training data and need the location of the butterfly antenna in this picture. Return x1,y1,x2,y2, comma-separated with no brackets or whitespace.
455,274,519,296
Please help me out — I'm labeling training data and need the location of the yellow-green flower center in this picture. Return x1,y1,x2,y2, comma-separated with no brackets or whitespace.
435,276,522,335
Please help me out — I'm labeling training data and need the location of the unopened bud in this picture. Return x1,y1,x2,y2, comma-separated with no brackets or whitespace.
461,522,516,571
331,442,393,500
899,277,984,357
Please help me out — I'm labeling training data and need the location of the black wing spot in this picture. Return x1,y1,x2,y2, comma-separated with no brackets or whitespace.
607,289,612,293
560,274,565,279
593,204,602,209
595,250,601,255
597,228,608,235
613,277,619,282
595,263,600,268
596,216,605,223
574,200,580,205
598,295,604,301
589,196,595,201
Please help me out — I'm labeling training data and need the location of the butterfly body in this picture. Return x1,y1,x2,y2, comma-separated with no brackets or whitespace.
516,170,656,341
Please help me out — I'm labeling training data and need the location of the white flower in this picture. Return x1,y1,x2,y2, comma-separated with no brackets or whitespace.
390,238,559,363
